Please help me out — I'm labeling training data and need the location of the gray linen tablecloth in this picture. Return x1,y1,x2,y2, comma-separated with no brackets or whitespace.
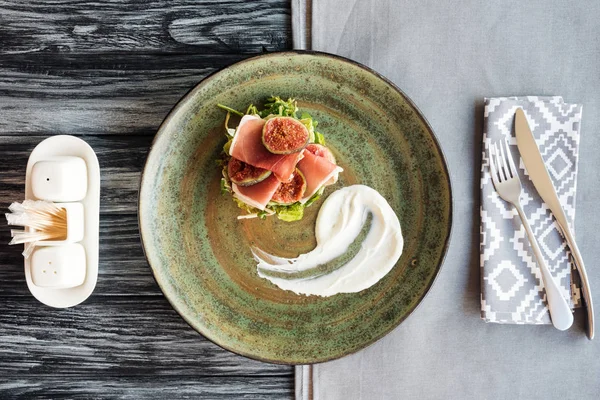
293,1,600,399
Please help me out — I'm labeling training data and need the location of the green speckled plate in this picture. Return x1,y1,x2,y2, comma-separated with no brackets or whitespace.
139,51,452,364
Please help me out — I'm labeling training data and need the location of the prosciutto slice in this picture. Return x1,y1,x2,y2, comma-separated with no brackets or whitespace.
305,144,338,185
297,149,343,203
229,115,302,182
232,174,281,211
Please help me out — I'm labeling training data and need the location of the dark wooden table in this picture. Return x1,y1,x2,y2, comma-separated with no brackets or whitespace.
0,1,294,398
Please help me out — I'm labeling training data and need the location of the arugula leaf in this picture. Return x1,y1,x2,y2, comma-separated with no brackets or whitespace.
217,104,244,117
246,104,259,115
220,178,232,196
223,112,236,137
259,96,298,118
304,187,325,207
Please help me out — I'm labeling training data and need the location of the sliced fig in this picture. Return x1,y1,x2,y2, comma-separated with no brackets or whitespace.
271,168,307,204
305,143,336,164
227,157,272,186
262,117,310,155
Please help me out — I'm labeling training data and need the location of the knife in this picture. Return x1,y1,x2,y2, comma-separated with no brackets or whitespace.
515,108,594,339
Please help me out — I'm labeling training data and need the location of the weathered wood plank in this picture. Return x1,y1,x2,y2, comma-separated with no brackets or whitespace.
0,376,293,399
0,0,291,55
0,0,295,395
0,214,159,296
0,135,151,214
0,53,243,135
0,296,293,376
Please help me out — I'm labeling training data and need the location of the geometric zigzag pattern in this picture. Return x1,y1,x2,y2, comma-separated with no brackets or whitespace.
480,96,582,324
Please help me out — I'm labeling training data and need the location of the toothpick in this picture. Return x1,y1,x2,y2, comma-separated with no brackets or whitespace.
5,200,69,257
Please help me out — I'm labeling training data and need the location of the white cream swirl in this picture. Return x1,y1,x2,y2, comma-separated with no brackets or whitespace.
253,185,403,296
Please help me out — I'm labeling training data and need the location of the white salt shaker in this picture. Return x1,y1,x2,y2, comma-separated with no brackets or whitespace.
31,156,87,202
30,244,86,289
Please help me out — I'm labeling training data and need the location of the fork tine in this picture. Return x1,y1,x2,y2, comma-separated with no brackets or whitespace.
497,141,509,180
503,138,517,178
493,143,504,181
488,143,498,183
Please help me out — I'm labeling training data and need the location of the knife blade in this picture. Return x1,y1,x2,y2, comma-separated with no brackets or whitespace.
515,108,594,339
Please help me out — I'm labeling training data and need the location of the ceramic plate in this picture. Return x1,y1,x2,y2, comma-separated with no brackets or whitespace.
139,51,452,364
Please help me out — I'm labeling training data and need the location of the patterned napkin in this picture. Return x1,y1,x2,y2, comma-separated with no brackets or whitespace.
480,96,582,324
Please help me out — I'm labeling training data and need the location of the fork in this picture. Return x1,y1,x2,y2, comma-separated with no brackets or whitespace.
489,139,573,331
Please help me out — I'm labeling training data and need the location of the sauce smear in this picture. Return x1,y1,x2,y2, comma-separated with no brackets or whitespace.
253,185,403,296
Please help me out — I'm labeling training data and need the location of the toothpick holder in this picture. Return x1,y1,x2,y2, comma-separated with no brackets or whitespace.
36,202,85,245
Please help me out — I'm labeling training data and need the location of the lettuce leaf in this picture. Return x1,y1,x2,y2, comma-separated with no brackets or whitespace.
300,117,315,143
271,202,305,222
314,131,326,145
300,112,318,127
222,136,233,154
233,196,259,214
300,112,326,145
268,187,325,222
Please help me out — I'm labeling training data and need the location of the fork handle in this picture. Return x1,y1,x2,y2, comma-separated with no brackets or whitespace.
515,203,574,330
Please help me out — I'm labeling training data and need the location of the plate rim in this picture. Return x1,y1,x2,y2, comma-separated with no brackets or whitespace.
138,50,454,364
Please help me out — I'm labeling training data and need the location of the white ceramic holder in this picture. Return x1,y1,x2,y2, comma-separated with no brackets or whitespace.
25,135,100,308
37,202,85,245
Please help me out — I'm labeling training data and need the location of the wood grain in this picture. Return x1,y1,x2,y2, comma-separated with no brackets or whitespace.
1,376,293,399
0,53,245,135
0,214,158,296
0,296,293,376
0,0,291,55
0,135,151,214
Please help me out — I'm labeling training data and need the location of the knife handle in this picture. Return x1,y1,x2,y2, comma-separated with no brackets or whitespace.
556,219,595,339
